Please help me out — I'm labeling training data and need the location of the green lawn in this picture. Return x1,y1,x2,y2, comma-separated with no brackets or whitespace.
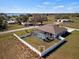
24,36,59,52
47,31,79,59
0,24,24,32
15,29,34,36
7,24,24,30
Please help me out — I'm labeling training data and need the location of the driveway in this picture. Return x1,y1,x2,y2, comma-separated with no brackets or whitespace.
64,27,79,32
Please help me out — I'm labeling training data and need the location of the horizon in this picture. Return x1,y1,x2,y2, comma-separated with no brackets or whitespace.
0,0,79,13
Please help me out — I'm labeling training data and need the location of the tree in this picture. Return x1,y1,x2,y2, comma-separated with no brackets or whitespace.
20,14,29,22
0,15,8,30
16,14,29,25
0,17,3,28
55,14,70,19
0,13,8,30
31,15,48,25
16,16,22,24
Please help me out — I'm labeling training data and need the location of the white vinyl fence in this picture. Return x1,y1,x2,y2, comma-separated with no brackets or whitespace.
41,40,65,56
13,33,41,56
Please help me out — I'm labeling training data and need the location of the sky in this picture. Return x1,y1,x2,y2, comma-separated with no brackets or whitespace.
0,0,79,13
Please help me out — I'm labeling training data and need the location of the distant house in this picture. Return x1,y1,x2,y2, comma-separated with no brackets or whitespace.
21,22,33,26
56,19,71,23
21,22,26,26
7,18,17,24
33,24,67,40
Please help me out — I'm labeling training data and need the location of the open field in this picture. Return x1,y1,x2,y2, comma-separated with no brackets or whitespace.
46,31,79,59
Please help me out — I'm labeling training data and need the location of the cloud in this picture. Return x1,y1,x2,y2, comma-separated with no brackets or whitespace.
0,1,79,13
0,7,29,13
43,2,50,5
36,5,44,8
67,2,79,8
67,7,73,10
36,1,51,8
58,5,64,7
70,2,78,5
66,2,79,11
53,5,64,9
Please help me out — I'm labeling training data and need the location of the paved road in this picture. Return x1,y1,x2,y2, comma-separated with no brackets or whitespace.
0,26,39,35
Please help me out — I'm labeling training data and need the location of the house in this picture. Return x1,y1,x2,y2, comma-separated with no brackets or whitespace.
13,24,67,57
21,22,27,26
33,24,67,40
21,22,33,26
56,19,71,23
7,18,17,24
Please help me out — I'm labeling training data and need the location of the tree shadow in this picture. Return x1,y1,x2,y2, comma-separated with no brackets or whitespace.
42,40,67,58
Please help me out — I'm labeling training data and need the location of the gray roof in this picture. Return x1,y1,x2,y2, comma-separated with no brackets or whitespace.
36,24,67,35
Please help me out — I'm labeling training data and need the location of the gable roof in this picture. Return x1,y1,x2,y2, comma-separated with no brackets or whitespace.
36,24,67,35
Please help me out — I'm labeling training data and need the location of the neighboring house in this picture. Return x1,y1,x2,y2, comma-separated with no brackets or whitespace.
7,18,17,24
33,24,67,40
21,22,26,26
56,19,71,23
21,22,33,26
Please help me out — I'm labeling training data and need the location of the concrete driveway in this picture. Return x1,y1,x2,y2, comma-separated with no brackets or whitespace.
64,27,79,32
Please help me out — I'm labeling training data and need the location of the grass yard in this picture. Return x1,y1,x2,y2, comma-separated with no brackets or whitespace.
46,31,79,59
7,24,24,30
14,30,79,59
15,29,34,36
24,36,59,52
15,30,59,52
0,27,79,59
0,33,40,59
